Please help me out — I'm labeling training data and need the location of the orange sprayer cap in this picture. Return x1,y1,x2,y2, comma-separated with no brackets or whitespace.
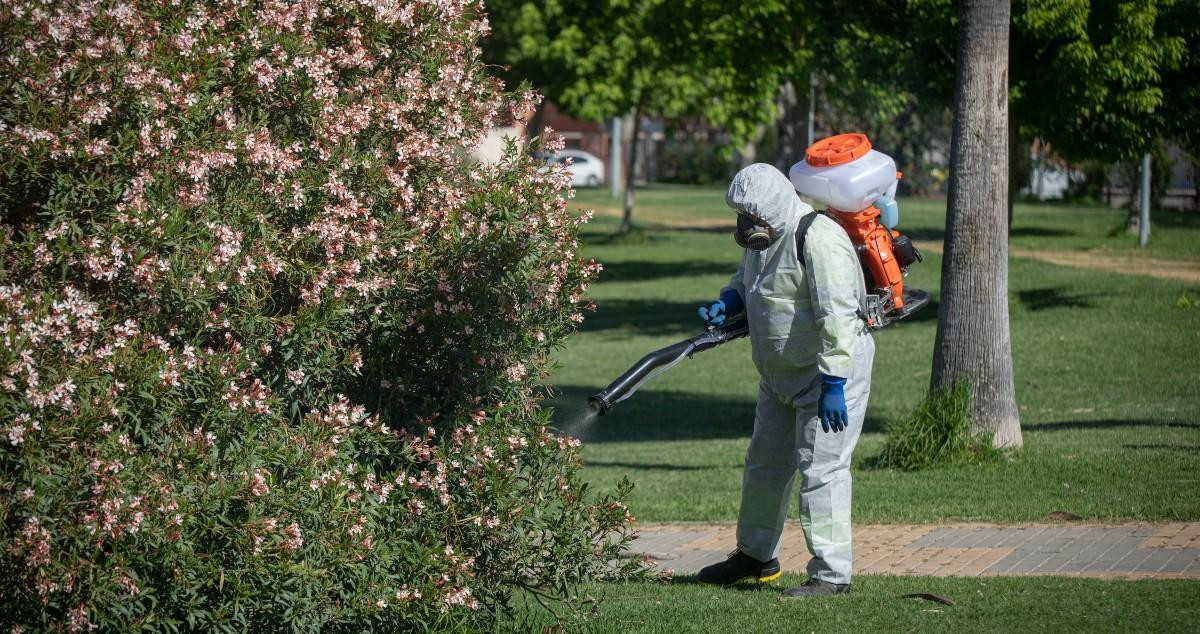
805,133,871,167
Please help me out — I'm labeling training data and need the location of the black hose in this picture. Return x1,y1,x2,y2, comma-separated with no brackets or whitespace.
588,320,748,415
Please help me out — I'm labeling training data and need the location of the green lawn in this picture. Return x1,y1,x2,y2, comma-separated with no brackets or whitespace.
547,185,1200,524
503,575,1200,633
573,183,1200,262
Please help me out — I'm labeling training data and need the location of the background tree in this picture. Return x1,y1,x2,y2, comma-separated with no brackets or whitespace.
484,0,798,232
807,0,1196,204
801,0,958,193
1012,0,1186,161
932,0,1022,448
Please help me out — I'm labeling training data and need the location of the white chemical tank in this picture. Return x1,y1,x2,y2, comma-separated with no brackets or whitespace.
789,133,898,214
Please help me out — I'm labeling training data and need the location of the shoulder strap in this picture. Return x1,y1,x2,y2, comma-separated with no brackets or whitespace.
794,209,825,267
796,209,872,327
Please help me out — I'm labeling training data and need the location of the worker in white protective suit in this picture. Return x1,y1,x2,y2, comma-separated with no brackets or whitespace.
695,163,874,598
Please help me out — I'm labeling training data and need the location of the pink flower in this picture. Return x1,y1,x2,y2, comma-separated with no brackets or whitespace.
282,522,303,552
249,468,269,497
115,574,139,595
8,422,27,445
441,586,473,611
81,102,111,125
65,605,93,632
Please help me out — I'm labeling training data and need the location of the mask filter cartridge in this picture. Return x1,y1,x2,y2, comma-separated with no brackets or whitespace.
735,214,773,251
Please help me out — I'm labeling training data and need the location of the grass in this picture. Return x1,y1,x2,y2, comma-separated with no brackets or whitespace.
872,380,1001,471
545,184,1200,524
572,183,1200,261
502,575,1200,633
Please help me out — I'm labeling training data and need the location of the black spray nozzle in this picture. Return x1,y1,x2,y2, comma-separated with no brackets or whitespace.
587,394,612,416
588,320,748,416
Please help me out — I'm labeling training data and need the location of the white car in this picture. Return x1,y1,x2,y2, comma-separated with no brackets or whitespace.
549,149,605,188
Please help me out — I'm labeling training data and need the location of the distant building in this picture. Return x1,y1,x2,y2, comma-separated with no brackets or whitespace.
471,121,528,164
542,102,611,165
1100,143,1198,211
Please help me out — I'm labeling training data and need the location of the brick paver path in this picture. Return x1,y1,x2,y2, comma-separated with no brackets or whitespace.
629,522,1200,579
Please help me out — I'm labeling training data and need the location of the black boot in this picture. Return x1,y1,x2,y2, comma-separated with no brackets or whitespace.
781,578,851,597
697,550,781,585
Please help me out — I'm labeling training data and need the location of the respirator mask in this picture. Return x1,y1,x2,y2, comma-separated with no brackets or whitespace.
734,214,775,251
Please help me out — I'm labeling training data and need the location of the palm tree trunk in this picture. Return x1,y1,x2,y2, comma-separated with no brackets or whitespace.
931,0,1022,449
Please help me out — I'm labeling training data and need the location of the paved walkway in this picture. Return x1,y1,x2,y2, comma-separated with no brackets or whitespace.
630,522,1200,579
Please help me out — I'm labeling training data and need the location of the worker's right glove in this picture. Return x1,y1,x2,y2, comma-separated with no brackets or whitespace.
818,375,848,433
698,289,744,326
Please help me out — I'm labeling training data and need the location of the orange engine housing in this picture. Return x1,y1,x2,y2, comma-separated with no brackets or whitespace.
826,206,906,309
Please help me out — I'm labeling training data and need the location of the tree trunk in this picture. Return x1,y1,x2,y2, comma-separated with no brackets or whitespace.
1125,160,1141,234
620,93,646,234
1006,112,1021,233
527,100,547,145
931,0,1022,449
1193,160,1199,211
774,80,804,171
609,117,622,199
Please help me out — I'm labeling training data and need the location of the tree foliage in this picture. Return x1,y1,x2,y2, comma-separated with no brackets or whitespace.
486,0,798,142
0,1,641,631
484,0,802,231
801,0,957,193
809,0,1198,165
1012,0,1190,163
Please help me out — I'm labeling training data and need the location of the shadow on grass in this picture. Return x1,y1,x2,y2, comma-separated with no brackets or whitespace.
664,576,785,593
580,227,673,246
585,294,941,336
580,299,704,336
1010,226,1078,238
1022,419,1200,431
548,385,754,442
580,223,738,247
595,259,734,284
651,224,738,235
1122,443,1200,452
1015,287,1098,311
583,461,725,471
902,227,945,242
547,385,891,443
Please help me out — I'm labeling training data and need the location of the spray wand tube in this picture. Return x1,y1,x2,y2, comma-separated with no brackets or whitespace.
588,320,749,416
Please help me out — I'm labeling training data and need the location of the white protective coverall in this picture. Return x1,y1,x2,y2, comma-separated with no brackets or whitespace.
722,163,874,585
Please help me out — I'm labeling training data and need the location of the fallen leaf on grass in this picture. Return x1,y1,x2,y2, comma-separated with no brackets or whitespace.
901,593,956,606
1046,510,1083,521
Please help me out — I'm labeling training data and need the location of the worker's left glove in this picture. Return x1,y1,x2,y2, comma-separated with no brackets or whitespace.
818,375,848,433
697,289,744,326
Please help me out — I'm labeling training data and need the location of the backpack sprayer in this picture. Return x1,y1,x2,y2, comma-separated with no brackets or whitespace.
789,133,930,328
590,134,928,415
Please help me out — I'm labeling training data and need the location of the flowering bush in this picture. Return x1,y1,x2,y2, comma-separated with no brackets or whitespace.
0,1,640,631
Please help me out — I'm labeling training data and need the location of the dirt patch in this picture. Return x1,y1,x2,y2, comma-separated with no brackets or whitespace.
914,240,1200,284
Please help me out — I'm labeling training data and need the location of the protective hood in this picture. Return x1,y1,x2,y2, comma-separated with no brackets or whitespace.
725,163,803,243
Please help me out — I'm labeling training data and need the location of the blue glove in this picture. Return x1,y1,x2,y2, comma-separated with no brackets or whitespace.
698,289,744,326
818,374,848,433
